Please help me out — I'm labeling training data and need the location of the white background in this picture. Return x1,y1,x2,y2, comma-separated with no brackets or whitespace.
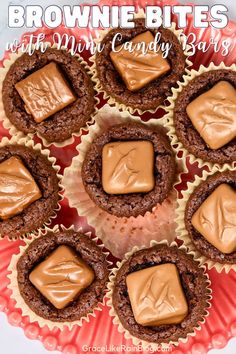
0,0,235,353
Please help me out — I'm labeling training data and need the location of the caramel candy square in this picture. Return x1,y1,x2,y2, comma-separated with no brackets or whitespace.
0,156,41,220
29,245,94,309
186,81,236,149
192,183,236,254
126,263,188,326
102,140,155,194
15,62,76,123
110,31,170,91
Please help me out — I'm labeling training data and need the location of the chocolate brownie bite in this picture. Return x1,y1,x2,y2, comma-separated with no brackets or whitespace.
2,48,96,143
16,229,109,322
174,69,236,164
185,170,236,265
94,18,187,112
81,122,176,217
0,144,60,239
110,244,211,345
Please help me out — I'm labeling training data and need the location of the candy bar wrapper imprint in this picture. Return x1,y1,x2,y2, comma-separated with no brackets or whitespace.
176,163,236,273
164,61,236,168
7,224,111,330
106,240,212,350
63,104,186,259
0,136,63,240
90,9,193,115
0,42,99,148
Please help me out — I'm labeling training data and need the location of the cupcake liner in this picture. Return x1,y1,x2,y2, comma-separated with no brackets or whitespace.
106,239,212,350
0,42,99,148
63,104,185,258
90,9,193,116
176,163,236,273
7,224,111,330
165,61,236,169
0,135,63,240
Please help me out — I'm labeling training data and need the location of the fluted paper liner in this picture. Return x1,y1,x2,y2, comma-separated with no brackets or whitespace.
0,42,99,147
90,9,193,115
165,62,236,168
0,136,63,240
176,164,236,273
7,224,111,330
63,104,186,258
106,240,212,349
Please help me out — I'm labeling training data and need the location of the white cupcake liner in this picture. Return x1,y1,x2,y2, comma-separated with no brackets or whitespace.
63,104,186,258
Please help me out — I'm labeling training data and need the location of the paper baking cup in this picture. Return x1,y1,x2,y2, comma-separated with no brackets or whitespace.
0,42,99,148
63,104,185,258
0,136,63,240
7,224,111,330
90,9,193,116
106,239,212,350
165,62,236,169
176,164,236,273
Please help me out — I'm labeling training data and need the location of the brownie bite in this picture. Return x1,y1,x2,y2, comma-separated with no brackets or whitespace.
112,244,210,344
82,122,176,218
185,170,236,264
95,18,187,111
17,229,109,322
0,144,60,239
2,48,96,143
174,69,236,164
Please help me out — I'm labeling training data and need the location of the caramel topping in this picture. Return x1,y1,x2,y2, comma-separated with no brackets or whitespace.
126,263,188,326
15,62,76,123
0,156,41,219
29,245,95,309
186,81,236,149
192,183,236,254
110,31,170,91
102,140,155,194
